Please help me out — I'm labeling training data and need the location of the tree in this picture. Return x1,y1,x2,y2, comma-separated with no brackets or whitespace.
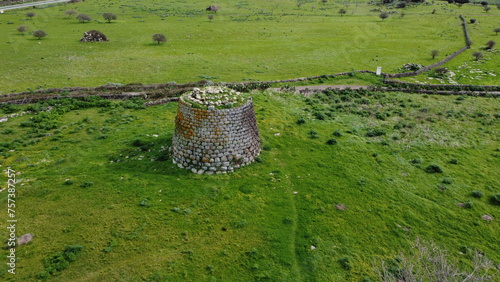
379,12,389,21
26,12,35,19
431,49,440,59
152,33,167,45
484,5,491,12
321,0,328,3
338,8,346,16
17,25,28,35
472,51,483,61
76,13,92,23
485,40,496,49
103,13,117,23
207,14,214,21
64,9,77,18
32,30,47,40
494,28,500,35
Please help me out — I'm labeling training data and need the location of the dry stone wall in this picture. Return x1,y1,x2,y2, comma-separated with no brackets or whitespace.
171,92,260,174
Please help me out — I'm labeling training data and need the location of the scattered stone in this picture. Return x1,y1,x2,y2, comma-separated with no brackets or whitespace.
17,233,34,245
335,204,347,210
80,30,108,43
481,215,493,221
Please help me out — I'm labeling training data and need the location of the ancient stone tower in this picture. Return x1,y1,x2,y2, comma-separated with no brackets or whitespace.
171,86,260,174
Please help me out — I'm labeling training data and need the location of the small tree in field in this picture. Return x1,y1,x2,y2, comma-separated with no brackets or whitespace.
26,12,36,19
32,30,47,40
152,33,167,45
431,49,440,59
484,6,491,12
338,8,346,16
472,51,483,61
485,40,496,49
103,13,117,23
65,9,77,18
208,14,214,21
379,12,389,21
495,28,500,35
77,13,92,23
17,25,28,35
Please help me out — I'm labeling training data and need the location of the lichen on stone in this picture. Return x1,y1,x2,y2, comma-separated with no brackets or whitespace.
182,86,248,109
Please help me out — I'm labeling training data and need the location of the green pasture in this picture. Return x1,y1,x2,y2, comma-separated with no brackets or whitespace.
0,0,498,94
0,90,498,280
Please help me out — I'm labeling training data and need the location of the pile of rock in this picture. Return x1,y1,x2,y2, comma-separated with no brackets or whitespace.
185,86,246,109
80,30,108,43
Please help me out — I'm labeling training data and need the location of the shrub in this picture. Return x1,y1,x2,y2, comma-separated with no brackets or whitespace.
425,164,443,173
26,12,36,19
338,256,352,270
366,128,386,137
494,28,500,35
471,191,483,198
441,178,452,184
470,18,476,24
80,181,93,188
333,130,342,137
379,12,389,21
490,194,500,206
326,138,337,145
296,117,306,125
308,130,319,139
63,179,74,185
449,158,458,164
461,200,474,209
42,245,83,276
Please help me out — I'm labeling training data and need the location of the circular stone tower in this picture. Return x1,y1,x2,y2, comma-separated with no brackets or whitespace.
171,86,260,174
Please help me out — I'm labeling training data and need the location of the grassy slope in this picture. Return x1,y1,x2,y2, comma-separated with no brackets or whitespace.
2,0,498,93
0,91,498,281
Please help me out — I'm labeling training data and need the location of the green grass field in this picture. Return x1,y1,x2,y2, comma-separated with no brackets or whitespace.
0,90,498,281
0,0,498,94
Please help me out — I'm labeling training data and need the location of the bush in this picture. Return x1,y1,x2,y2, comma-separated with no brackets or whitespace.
425,164,443,173
333,130,343,137
296,117,306,125
326,138,337,145
471,191,483,198
490,194,500,206
449,158,458,164
366,128,386,137
441,178,452,184
338,256,352,270
42,245,83,276
80,181,93,188
308,130,319,139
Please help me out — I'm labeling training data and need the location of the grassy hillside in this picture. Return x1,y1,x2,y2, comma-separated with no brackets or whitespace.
0,90,498,281
0,0,498,93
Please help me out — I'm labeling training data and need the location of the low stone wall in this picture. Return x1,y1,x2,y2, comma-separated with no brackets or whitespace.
171,97,260,174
